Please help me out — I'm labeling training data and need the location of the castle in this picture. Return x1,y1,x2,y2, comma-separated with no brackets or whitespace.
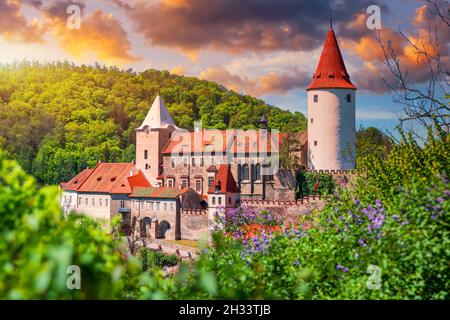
60,24,356,241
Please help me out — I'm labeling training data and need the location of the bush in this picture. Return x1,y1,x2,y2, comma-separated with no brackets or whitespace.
0,160,170,299
295,171,335,198
140,249,179,271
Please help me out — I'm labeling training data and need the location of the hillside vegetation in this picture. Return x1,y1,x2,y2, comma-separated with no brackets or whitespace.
0,62,306,185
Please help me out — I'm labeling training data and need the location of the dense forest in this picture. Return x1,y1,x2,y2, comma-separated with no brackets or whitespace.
0,62,306,185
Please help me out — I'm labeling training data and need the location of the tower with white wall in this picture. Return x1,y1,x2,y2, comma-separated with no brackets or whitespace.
307,22,357,171
136,94,179,186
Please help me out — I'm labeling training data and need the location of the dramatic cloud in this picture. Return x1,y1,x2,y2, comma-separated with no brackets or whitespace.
200,66,309,96
114,0,374,56
39,0,140,63
0,0,45,42
344,2,449,93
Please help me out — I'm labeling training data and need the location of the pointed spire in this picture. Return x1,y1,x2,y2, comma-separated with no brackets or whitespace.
260,112,268,129
306,22,356,91
137,94,177,130
329,15,333,29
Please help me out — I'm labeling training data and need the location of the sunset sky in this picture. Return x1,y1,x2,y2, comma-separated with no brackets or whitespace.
1,0,448,134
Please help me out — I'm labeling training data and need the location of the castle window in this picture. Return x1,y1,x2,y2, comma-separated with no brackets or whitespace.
346,94,351,102
228,197,232,204
99,198,103,206
218,197,222,205
254,164,261,181
183,157,188,167
313,95,318,103
105,198,108,207
167,179,174,188
144,150,148,160
120,200,125,208
242,164,249,181
164,202,167,211
310,118,313,124
156,202,160,210
92,198,95,207
78,197,82,206
195,179,202,192
211,158,215,165
212,197,216,205
85,198,88,206
200,157,204,167
171,158,176,168
208,176,214,188
170,203,174,211
181,179,188,188
314,140,318,146
145,164,148,170
192,157,196,167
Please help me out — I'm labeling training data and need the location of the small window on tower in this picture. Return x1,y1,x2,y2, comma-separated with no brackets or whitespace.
310,118,313,124
144,150,148,159
346,94,351,103
313,95,318,103
314,140,318,146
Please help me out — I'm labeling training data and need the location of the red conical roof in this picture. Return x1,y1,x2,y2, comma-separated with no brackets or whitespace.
307,27,356,91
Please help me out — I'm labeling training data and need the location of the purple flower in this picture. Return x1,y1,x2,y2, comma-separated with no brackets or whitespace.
358,238,367,247
336,264,349,272
354,197,360,206
436,197,444,205
375,199,382,208
294,260,301,266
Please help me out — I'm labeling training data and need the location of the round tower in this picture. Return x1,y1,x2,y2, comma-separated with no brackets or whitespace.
307,22,356,171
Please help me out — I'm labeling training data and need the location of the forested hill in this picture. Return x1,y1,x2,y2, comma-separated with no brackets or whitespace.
0,62,306,185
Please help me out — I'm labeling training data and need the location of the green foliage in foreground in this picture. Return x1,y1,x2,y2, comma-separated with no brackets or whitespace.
0,62,306,185
0,160,171,299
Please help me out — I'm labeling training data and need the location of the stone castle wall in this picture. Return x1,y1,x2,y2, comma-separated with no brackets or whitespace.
180,209,209,241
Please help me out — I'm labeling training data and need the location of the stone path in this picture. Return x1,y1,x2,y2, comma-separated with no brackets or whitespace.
144,239,200,260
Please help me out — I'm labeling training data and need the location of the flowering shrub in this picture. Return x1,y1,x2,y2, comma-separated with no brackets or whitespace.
215,207,282,233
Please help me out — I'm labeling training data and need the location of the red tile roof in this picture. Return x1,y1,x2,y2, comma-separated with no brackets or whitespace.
123,170,152,193
208,165,239,194
62,162,151,194
307,28,356,91
60,168,92,191
162,129,285,154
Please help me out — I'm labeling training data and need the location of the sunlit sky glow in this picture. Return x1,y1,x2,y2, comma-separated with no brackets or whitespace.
1,0,448,135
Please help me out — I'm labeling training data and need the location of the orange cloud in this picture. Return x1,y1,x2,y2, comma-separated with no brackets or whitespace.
0,0,45,43
200,66,308,96
344,2,449,93
44,9,140,64
170,66,185,75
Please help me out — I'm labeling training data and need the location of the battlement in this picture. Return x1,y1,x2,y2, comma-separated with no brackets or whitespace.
307,169,358,175
181,208,208,215
240,194,327,207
